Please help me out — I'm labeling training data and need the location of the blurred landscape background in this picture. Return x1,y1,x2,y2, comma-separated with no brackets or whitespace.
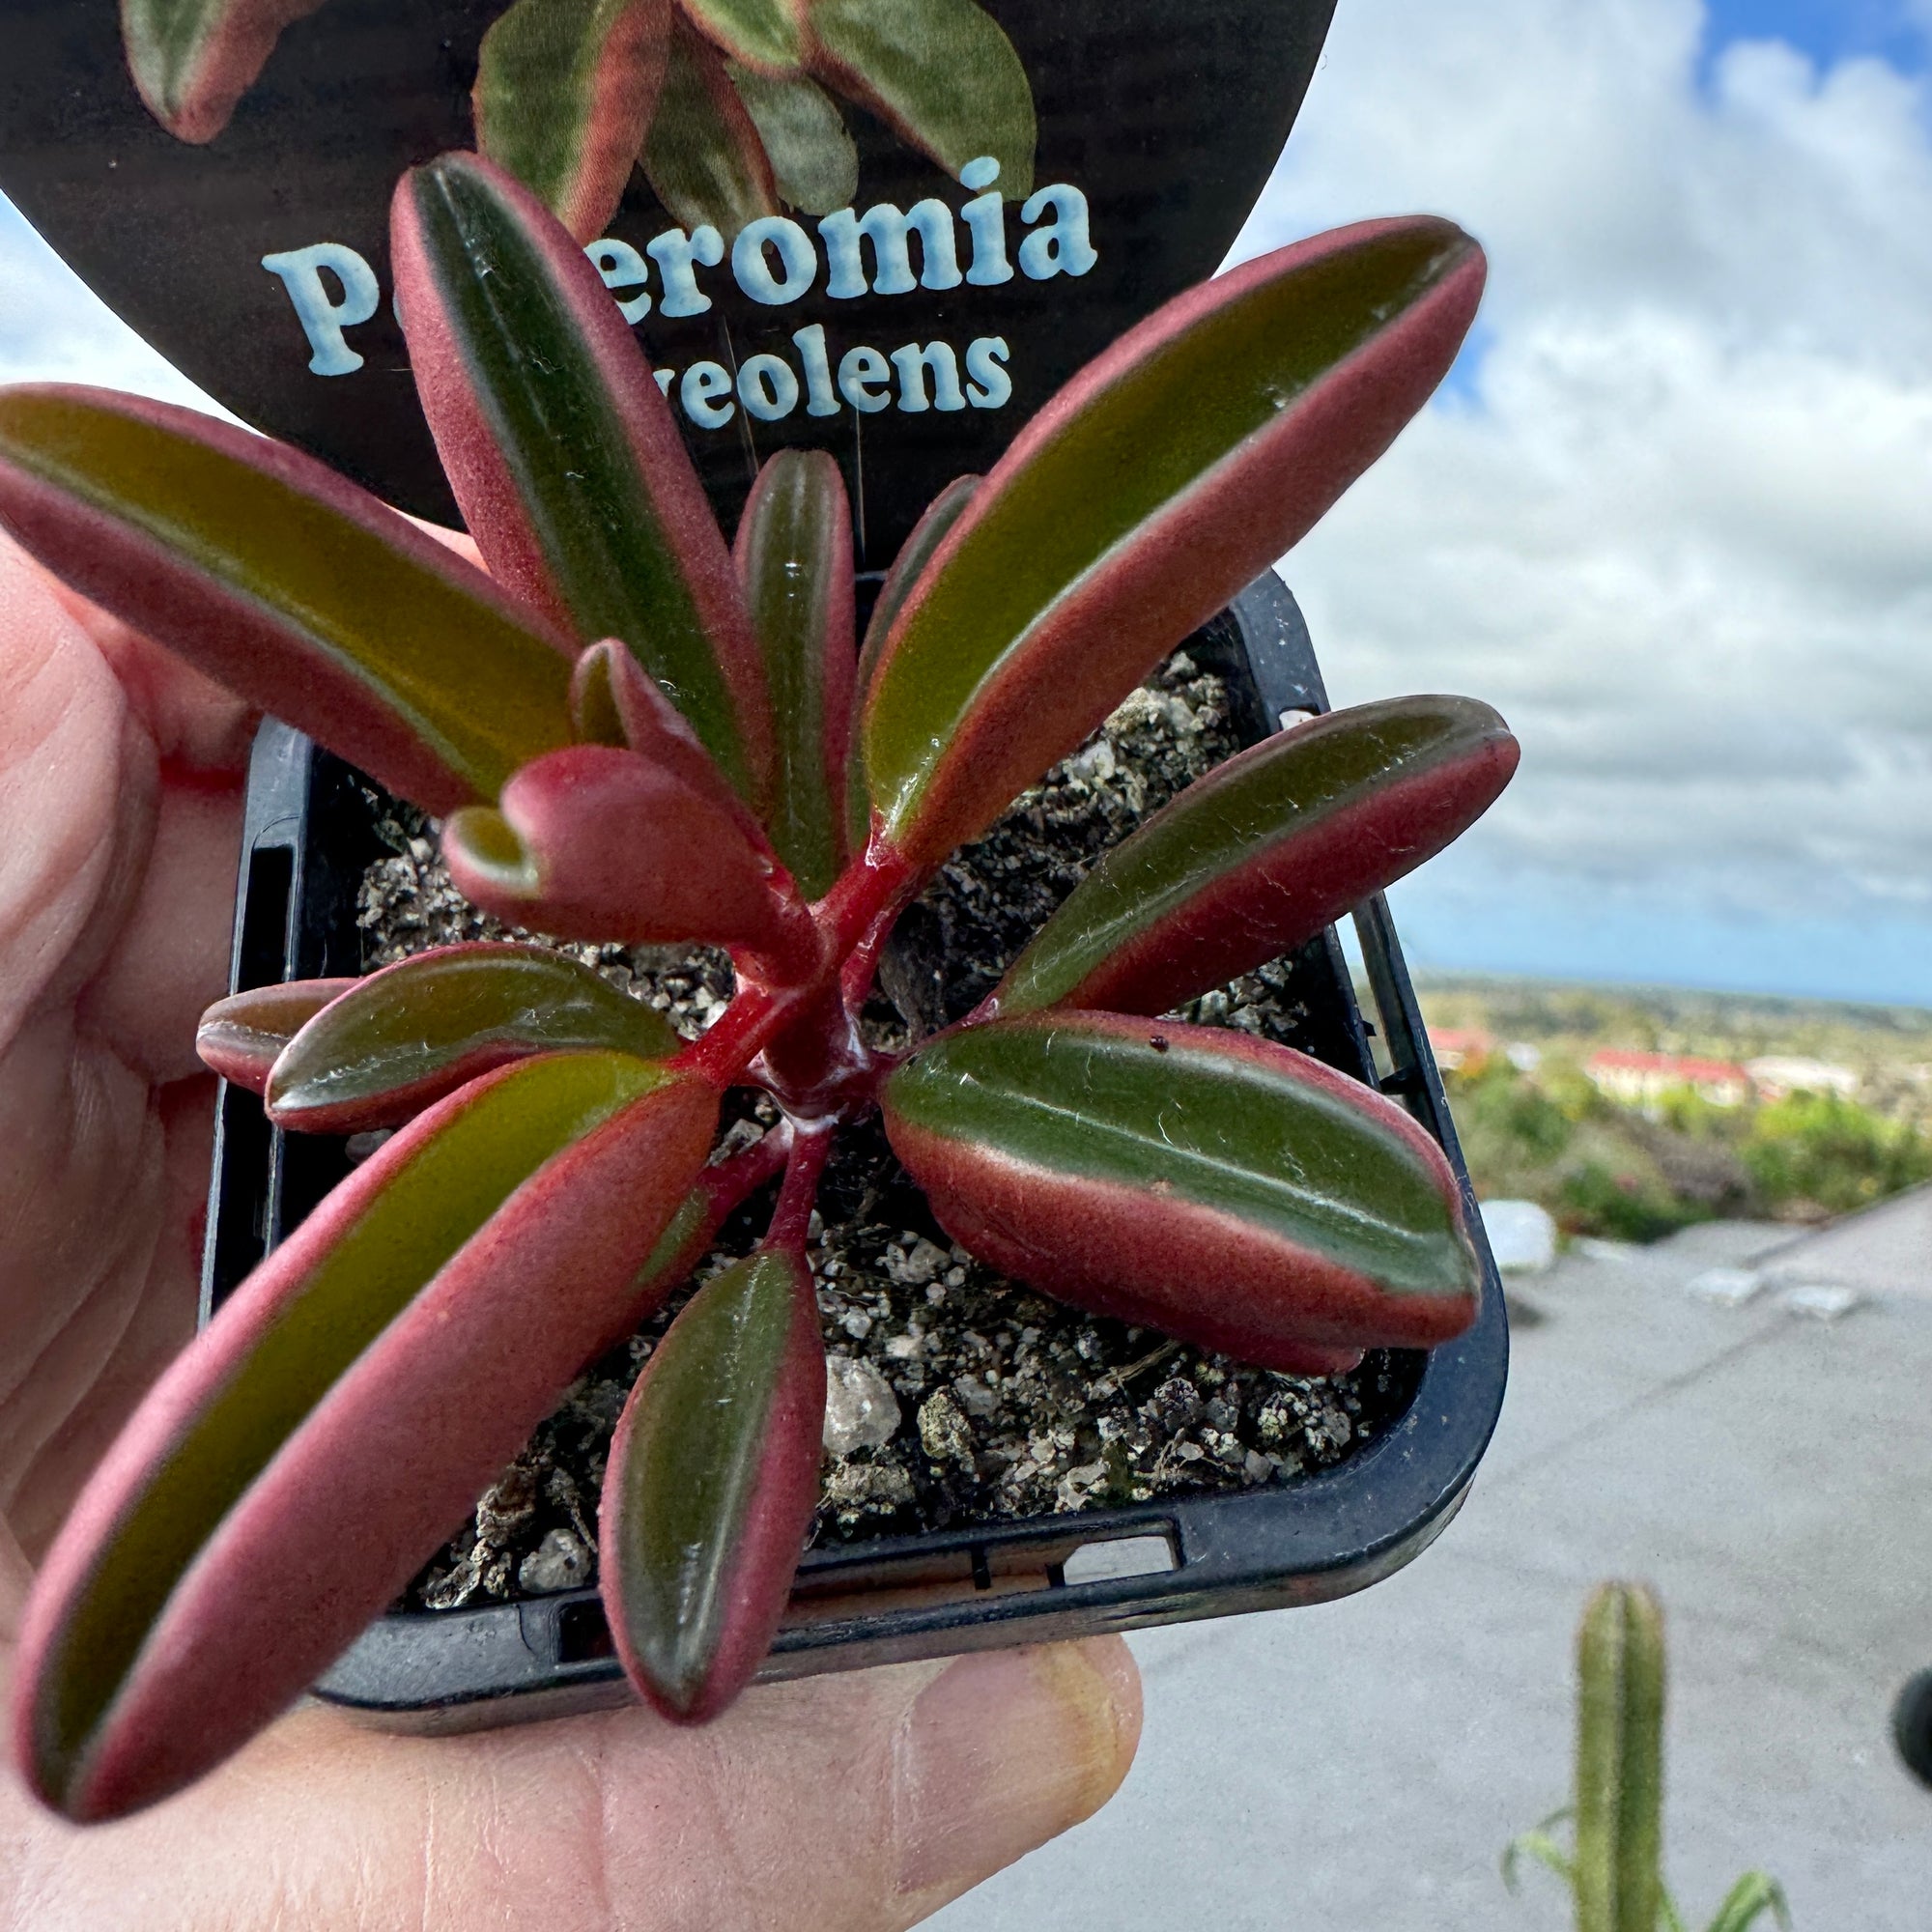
1422,974,1932,1238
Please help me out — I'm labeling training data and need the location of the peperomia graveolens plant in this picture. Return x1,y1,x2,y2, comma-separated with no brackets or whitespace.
0,151,1515,1823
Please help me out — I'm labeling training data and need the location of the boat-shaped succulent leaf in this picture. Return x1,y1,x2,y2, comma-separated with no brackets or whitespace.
681,0,803,73
602,1244,826,1722
809,0,1034,192
392,154,775,805
263,944,680,1133
473,0,673,242
847,473,980,848
443,744,814,965
990,696,1520,1021
643,17,782,235
728,65,857,215
883,1011,1481,1373
121,0,329,144
14,1052,718,1821
568,637,774,837
860,217,1487,870
734,450,855,900
195,978,355,1093
0,385,578,813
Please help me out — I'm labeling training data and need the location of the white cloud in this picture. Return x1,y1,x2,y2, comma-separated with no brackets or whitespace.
1234,0,1932,999
0,195,224,411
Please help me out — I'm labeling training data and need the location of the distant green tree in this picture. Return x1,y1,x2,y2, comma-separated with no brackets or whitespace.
1557,1161,1704,1245
1540,1055,1612,1125
1459,1063,1575,1163
1657,1088,1741,1144
1742,1094,1932,1216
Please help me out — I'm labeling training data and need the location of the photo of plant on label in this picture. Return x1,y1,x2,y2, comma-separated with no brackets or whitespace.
0,0,1338,556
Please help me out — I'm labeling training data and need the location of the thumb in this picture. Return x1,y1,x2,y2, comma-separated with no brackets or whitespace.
0,1636,1141,1931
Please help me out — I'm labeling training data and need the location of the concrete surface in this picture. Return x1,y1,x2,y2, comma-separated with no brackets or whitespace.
931,1221,1932,1931
1758,1182,1932,1302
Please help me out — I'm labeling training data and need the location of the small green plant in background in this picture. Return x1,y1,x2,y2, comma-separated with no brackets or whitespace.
1505,1582,1790,1932
1741,1092,1932,1217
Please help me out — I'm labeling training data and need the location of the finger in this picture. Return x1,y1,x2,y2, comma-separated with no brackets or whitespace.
0,1077,204,1557
76,771,242,1087
2,1637,1141,1932
0,537,147,1037
406,510,488,572
19,542,256,779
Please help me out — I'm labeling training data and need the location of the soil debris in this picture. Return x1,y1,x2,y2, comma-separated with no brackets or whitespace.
366,654,1417,1610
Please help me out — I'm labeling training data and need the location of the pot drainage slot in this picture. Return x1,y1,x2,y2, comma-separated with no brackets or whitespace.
1057,1533,1178,1586
556,1598,615,1664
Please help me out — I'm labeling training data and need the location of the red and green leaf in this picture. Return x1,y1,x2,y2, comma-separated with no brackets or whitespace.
643,1123,794,1291
0,385,578,813
727,65,856,216
391,153,775,806
734,450,855,901
442,745,813,965
856,473,980,713
195,978,355,1092
859,218,1488,870
641,18,781,237
263,944,680,1133
847,473,980,849
121,0,328,144
680,0,804,72
883,1011,1481,1374
474,0,673,242
13,1053,719,1821
990,697,1520,1021
808,0,1034,193
601,1244,825,1722
568,638,772,847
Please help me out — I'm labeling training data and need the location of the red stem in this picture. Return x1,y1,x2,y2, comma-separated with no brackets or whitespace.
681,836,920,1097
817,838,920,963
697,1120,793,1219
763,1123,836,1256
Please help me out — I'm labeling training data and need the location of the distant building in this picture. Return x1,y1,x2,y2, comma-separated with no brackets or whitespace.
1744,1057,1860,1102
1587,1050,1750,1109
1428,1028,1495,1072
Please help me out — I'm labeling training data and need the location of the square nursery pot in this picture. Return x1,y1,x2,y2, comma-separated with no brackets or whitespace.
200,568,1508,1735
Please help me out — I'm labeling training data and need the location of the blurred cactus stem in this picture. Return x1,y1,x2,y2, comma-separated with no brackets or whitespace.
1575,1582,1666,1932
1505,1581,1790,1932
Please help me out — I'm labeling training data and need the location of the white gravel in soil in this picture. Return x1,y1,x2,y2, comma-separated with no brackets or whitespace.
351,654,1414,1610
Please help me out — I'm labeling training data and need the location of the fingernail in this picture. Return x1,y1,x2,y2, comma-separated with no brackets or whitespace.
893,1639,1141,1898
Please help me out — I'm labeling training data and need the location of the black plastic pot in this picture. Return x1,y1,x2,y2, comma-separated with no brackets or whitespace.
201,569,1508,1734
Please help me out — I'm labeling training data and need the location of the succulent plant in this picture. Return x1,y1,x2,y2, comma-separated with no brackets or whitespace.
0,148,1511,1823
121,0,1035,241
1505,1583,1792,1932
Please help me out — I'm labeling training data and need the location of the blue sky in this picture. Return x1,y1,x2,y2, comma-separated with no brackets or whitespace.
2,1,1931,1008
1230,0,1932,1008
1704,0,1926,67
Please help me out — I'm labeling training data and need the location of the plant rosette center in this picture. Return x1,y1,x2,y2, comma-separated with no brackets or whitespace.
355,654,1422,1606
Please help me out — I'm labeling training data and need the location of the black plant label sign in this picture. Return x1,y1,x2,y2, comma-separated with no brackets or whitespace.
0,0,1335,565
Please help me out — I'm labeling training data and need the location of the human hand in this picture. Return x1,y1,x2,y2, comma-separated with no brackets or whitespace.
0,529,1141,1928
